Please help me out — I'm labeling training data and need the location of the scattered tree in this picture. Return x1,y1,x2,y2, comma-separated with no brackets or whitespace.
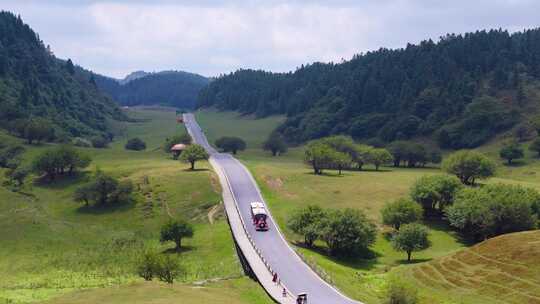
332,150,352,175
320,209,376,256
156,255,183,284
391,223,431,261
410,175,462,214
513,122,537,142
160,219,194,251
163,133,192,152
367,148,393,170
22,118,55,144
304,141,335,175
263,132,288,156
381,198,423,230
287,205,326,247
442,150,496,185
73,170,133,206
125,137,146,151
179,144,209,170
32,145,91,180
215,137,246,154
90,136,109,148
499,142,524,165
136,250,160,281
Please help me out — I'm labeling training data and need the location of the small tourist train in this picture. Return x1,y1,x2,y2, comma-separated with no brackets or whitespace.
250,201,269,231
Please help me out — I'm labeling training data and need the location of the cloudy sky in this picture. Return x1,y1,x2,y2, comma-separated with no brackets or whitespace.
3,0,539,79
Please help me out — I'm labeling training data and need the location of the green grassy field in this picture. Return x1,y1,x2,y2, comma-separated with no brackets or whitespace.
195,108,540,304
0,108,270,304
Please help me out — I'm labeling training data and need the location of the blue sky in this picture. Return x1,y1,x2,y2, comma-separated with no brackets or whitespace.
3,0,539,78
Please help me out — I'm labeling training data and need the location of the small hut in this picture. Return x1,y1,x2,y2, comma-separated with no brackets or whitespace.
171,143,187,159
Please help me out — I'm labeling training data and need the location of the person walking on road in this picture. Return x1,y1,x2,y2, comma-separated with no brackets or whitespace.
272,273,278,285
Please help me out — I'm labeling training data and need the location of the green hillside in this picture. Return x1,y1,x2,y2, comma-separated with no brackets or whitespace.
0,11,125,139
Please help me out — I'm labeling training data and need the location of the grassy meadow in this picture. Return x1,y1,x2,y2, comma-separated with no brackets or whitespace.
195,108,540,304
0,108,271,304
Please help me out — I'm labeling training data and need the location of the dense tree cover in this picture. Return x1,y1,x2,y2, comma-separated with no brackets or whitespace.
442,150,496,185
198,29,540,148
32,145,91,180
94,71,209,109
391,223,431,261
125,137,146,151
73,170,134,206
215,136,246,154
160,219,194,251
410,175,463,215
387,141,441,167
446,184,539,240
499,142,524,164
381,198,423,230
179,144,209,170
0,12,125,139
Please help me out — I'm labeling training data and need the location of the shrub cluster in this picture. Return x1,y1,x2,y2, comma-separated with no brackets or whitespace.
136,250,184,284
32,145,91,180
215,136,246,154
125,137,146,151
73,170,133,207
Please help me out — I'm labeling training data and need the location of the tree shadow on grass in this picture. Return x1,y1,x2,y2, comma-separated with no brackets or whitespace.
292,241,380,271
182,168,210,172
162,245,195,254
33,171,91,189
76,201,135,215
503,160,528,168
422,217,476,247
395,258,433,265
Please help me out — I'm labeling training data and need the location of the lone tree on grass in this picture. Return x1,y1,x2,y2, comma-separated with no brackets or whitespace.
215,137,246,154
263,132,288,156
529,137,540,157
381,198,423,230
442,150,496,185
391,223,431,262
499,142,524,165
287,205,326,247
125,137,146,151
180,144,209,170
160,219,194,251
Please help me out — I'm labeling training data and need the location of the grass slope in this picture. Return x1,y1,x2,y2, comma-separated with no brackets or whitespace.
394,230,540,304
195,108,540,304
0,108,270,304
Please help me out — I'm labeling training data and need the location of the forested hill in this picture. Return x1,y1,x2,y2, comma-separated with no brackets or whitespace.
0,11,125,139
94,70,209,109
198,29,540,148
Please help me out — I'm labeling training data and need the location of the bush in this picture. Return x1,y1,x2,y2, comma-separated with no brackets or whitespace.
409,175,462,214
287,205,326,247
446,184,539,240
32,145,91,180
125,137,146,151
499,142,524,165
381,198,423,230
136,250,160,281
73,170,133,206
320,208,376,256
215,136,246,154
136,250,183,284
442,150,496,185
367,148,393,170
0,145,25,168
73,137,91,147
263,132,288,156
91,136,109,148
156,255,183,284
384,275,418,304
391,223,431,261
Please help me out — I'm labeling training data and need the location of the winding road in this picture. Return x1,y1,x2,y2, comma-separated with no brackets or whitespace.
184,113,360,304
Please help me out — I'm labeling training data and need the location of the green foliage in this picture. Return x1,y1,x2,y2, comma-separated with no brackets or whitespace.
529,137,540,157
4,165,30,187
381,198,423,230
446,184,539,240
409,175,463,214
391,223,431,261
0,144,25,168
442,150,496,185
387,141,437,168
384,275,418,304
125,137,146,151
91,136,109,148
0,12,125,138
160,219,194,251
304,141,336,175
262,132,288,156
136,250,160,281
215,136,246,154
367,148,393,170
319,208,376,257
156,255,184,284
499,142,524,164
73,170,133,206
179,144,209,170
198,29,539,146
287,205,325,247
32,145,92,180
163,133,192,152
72,137,92,147
513,122,537,142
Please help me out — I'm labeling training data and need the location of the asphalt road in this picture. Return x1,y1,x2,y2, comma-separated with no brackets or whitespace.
184,114,360,304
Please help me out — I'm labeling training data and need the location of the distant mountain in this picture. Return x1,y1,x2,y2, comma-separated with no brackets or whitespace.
198,28,540,149
94,70,210,109
0,11,125,138
119,70,150,85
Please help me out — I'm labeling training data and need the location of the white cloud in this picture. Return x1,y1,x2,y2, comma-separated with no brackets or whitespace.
2,0,539,78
